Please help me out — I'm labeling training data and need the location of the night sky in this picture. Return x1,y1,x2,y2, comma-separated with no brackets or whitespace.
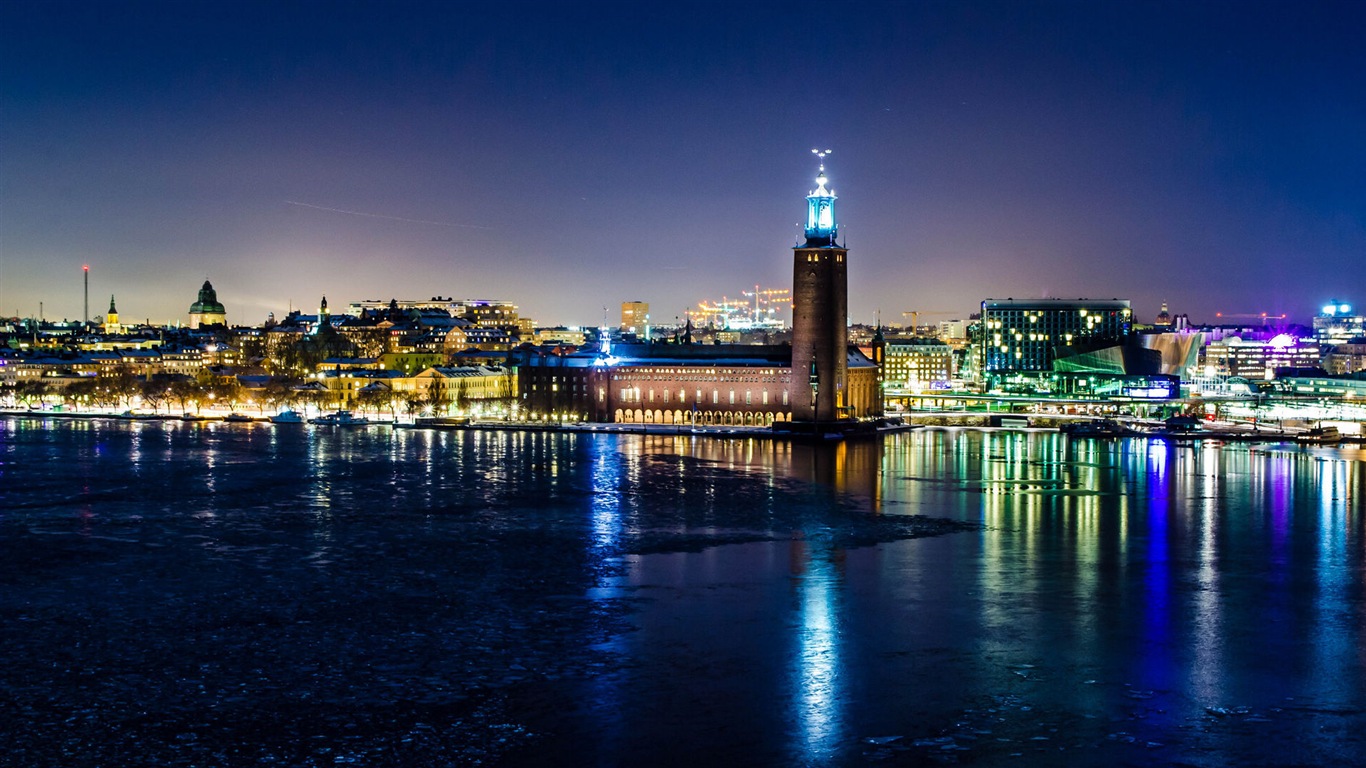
3,1,1364,328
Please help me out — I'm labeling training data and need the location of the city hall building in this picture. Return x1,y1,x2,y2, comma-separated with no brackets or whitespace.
516,159,879,426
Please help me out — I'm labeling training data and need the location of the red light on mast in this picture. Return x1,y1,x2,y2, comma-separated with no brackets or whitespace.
83,265,89,272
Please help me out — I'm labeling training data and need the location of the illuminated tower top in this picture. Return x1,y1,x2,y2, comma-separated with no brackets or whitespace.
804,149,838,247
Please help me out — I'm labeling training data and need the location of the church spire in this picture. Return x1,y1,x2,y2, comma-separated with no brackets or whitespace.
804,149,838,246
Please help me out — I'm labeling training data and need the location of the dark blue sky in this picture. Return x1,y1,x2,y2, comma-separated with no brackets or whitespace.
3,1,1364,327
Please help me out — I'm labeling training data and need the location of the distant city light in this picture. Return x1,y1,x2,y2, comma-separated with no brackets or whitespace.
1268,333,1297,350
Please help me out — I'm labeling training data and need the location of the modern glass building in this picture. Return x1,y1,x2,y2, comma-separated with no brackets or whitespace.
978,299,1132,377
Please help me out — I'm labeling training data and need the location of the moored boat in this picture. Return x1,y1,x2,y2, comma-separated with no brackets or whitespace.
1296,425,1341,445
1060,419,1139,438
270,410,305,424
308,410,370,426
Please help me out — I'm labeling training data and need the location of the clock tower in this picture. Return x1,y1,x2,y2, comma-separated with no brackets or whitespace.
790,152,849,424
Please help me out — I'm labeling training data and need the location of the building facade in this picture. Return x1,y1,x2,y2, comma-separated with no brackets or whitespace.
621,302,649,335
512,158,879,427
979,299,1132,377
514,342,880,426
1314,300,1364,344
1201,334,1323,380
881,337,954,392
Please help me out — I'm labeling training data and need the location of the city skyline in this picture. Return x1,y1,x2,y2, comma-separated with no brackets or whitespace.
3,1,1364,327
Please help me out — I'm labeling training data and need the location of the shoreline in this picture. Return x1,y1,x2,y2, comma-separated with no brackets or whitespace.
2,408,1361,445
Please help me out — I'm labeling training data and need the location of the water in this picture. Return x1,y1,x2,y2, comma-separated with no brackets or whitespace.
1,416,1363,766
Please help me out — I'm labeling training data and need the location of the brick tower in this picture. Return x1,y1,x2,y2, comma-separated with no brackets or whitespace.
790,152,848,424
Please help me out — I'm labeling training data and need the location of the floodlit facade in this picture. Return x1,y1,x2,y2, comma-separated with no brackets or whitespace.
881,337,953,392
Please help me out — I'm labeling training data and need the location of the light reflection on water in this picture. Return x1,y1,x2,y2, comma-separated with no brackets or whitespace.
602,431,1366,765
2,418,1365,765
791,537,845,763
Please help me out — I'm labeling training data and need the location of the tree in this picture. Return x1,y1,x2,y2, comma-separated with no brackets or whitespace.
497,368,517,418
423,376,446,416
63,379,98,410
357,385,390,417
261,378,296,413
208,377,244,412
403,393,425,420
14,379,52,409
107,363,141,408
139,380,169,414
168,378,201,414
455,376,472,415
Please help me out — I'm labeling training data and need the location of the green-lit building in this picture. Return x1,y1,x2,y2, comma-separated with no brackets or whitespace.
979,298,1132,379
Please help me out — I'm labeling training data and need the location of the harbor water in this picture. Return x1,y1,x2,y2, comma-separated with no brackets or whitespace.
1,416,1363,766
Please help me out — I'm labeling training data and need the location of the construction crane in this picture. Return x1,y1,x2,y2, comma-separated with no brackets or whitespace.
1214,312,1287,326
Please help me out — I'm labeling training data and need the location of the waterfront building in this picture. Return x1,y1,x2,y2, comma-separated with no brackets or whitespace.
791,156,849,423
1134,329,1205,379
512,159,880,426
393,366,516,416
514,342,875,426
978,298,1132,379
187,280,228,329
